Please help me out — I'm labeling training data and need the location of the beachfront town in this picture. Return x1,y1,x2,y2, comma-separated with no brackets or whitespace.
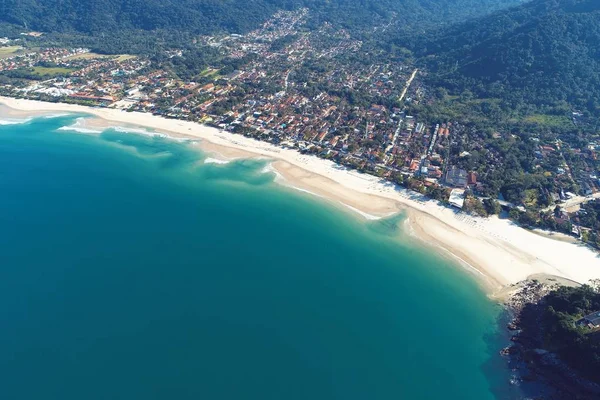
2,9,600,244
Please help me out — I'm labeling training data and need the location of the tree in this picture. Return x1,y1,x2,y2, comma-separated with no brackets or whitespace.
483,198,501,215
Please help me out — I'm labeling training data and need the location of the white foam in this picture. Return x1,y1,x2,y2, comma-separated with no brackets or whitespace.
264,164,328,200
57,118,102,134
41,113,70,119
204,157,230,165
57,126,102,134
287,185,326,199
113,126,155,135
0,117,32,125
339,202,381,220
111,126,188,142
261,162,284,180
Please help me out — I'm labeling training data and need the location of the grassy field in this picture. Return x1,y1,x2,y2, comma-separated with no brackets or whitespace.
472,97,502,104
0,46,23,59
523,114,572,128
63,52,136,62
198,68,221,80
63,52,109,61
32,66,75,77
115,54,136,62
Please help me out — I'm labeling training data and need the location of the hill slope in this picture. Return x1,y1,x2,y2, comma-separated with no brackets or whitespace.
0,0,522,35
421,0,600,118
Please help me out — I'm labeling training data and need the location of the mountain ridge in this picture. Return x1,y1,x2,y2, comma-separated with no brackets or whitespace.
420,0,600,118
0,0,523,35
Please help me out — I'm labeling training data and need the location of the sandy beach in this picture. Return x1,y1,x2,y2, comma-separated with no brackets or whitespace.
2,96,600,293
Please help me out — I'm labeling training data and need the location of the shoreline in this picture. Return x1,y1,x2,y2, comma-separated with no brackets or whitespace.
2,96,600,295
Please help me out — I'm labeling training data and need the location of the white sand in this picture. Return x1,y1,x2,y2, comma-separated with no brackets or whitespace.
2,96,600,292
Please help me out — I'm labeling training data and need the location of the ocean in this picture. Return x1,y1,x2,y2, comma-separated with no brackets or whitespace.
0,114,521,399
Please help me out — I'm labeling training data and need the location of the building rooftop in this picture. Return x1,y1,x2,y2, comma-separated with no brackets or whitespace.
449,189,465,209
446,166,468,188
582,312,600,326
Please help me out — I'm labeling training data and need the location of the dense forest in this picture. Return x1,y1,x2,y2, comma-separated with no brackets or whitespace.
519,284,600,385
417,0,600,123
0,0,522,36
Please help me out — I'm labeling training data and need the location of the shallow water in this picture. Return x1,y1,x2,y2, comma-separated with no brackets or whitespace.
0,115,522,399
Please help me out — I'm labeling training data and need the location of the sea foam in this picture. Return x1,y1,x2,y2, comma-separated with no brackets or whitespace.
339,202,381,221
0,118,32,125
204,157,230,165
42,113,71,119
57,118,103,134
112,126,188,142
261,162,284,180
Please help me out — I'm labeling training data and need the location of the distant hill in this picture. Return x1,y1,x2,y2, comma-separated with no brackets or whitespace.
0,0,522,35
420,0,600,118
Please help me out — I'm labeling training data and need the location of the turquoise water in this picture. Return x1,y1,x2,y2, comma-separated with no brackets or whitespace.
0,115,520,399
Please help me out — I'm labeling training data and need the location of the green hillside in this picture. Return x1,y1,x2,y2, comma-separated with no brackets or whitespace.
420,0,600,120
0,0,522,35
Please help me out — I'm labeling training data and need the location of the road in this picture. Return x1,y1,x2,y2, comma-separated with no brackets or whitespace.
541,192,600,213
385,118,403,153
398,68,418,102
